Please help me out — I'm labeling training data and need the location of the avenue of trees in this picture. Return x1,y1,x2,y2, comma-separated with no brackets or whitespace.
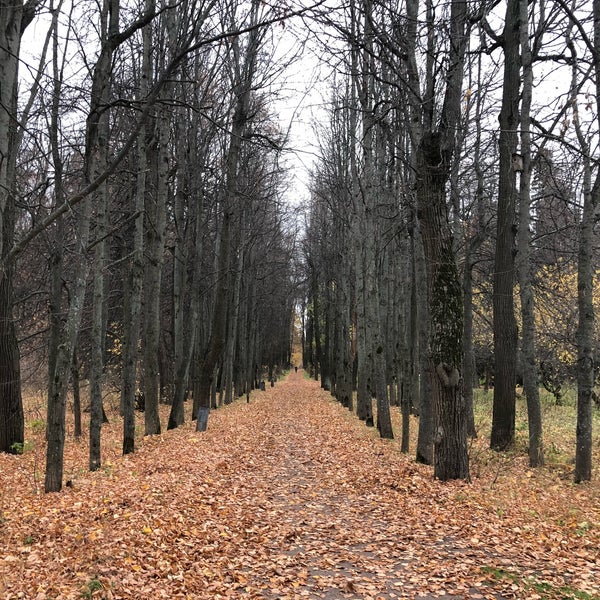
1,0,306,492
1,0,599,491
301,0,600,482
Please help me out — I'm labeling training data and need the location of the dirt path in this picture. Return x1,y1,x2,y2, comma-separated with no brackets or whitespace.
198,370,502,600
2,371,596,599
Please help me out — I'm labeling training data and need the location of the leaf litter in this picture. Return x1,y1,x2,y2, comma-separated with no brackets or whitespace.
1,371,598,599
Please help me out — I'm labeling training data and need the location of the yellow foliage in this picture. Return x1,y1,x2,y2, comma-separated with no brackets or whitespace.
472,263,600,368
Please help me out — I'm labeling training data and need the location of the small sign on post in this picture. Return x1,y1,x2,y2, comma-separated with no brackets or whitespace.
197,407,210,432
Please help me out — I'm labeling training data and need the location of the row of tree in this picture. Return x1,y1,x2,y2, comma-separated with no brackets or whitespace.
2,0,598,492
1,0,306,492
301,0,599,482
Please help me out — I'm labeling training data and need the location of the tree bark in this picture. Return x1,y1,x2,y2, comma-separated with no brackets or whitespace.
414,0,470,480
89,0,118,471
572,0,600,482
223,244,244,405
516,0,543,467
414,223,433,464
491,0,520,452
122,0,155,453
416,133,469,481
574,161,596,483
45,203,91,491
0,1,27,454
168,172,203,429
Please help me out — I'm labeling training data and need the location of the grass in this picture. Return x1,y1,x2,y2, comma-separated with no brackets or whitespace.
481,566,600,600
472,385,600,469
348,384,599,480
81,577,104,599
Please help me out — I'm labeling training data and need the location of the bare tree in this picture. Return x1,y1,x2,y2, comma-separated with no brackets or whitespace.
490,0,520,452
0,0,41,454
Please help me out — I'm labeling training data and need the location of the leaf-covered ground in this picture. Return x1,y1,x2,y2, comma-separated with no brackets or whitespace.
1,371,599,599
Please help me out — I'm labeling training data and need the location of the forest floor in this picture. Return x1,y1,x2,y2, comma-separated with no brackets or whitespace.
1,370,599,600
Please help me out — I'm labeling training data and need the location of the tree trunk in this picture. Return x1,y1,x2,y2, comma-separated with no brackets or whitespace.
574,166,596,483
462,49,488,440
121,130,146,453
0,1,26,454
223,245,244,405
572,0,600,481
89,0,120,469
0,270,23,454
414,0,469,480
194,201,231,429
462,258,477,438
89,192,107,471
142,106,169,436
312,270,322,382
414,225,433,464
47,4,66,437
335,257,353,410
72,352,82,439
168,180,203,429
121,0,154,454
354,240,373,426
45,204,91,491
399,241,411,452
516,0,543,467
491,0,520,452
44,0,147,490
416,133,468,481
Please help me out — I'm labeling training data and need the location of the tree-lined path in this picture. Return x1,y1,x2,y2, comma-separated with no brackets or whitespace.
1,371,598,599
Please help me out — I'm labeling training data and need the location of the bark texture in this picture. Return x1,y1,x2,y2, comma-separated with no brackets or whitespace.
491,0,520,452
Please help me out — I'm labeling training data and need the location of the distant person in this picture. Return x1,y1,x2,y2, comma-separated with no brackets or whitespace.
295,366,298,373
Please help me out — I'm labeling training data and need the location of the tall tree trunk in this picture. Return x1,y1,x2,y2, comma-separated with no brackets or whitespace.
45,0,153,490
414,223,433,464
414,0,469,480
322,281,332,391
46,0,124,489
357,0,393,440
47,2,66,435
89,180,108,471
399,240,411,452
574,180,596,483
168,181,204,429
244,270,258,403
572,0,600,482
462,257,477,438
416,134,468,481
72,352,82,439
121,121,146,452
121,0,154,454
491,0,520,451
462,49,487,440
334,253,353,410
45,203,91,491
516,0,543,467
0,269,22,454
142,116,167,436
0,1,29,454
354,239,373,426
312,269,322,382
223,244,244,405
89,0,118,469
